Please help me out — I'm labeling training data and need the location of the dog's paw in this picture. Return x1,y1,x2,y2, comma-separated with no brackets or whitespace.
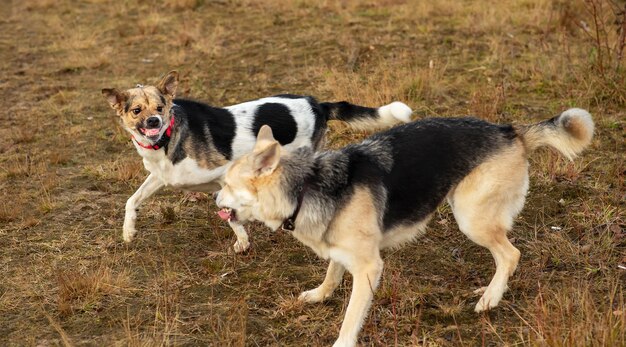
298,287,332,304
474,290,502,313
233,239,250,253
122,227,136,243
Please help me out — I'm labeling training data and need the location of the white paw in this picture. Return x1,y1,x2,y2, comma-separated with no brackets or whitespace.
474,290,502,313
298,287,332,304
233,239,250,253
123,226,136,243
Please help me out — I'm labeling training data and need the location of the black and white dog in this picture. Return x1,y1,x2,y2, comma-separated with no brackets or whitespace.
101,71,412,251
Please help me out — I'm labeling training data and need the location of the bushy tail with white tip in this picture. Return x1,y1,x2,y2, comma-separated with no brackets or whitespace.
321,100,412,131
519,108,594,160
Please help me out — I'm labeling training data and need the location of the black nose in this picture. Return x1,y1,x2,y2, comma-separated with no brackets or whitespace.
146,117,161,128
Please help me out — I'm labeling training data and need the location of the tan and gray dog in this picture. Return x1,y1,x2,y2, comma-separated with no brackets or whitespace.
102,71,412,251
216,109,594,346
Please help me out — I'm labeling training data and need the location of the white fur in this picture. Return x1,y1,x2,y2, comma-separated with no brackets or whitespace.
344,101,412,131
523,107,594,161
229,220,249,253
124,97,410,252
124,147,226,242
380,219,430,249
125,98,316,247
555,108,595,159
226,97,316,159
378,101,412,124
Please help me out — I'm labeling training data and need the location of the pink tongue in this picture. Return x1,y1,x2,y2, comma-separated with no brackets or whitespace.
217,209,231,221
144,128,160,136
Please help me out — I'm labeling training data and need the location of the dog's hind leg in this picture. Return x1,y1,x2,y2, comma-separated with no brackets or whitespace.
459,222,521,312
299,260,345,303
124,173,164,242
228,220,250,253
449,146,529,312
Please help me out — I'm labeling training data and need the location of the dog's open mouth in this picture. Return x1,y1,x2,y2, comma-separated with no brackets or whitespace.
140,127,161,140
217,207,237,222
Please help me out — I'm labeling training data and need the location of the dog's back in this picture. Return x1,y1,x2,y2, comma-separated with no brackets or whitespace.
340,118,518,230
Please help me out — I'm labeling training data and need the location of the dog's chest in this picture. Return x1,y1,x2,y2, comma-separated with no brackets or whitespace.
140,149,223,191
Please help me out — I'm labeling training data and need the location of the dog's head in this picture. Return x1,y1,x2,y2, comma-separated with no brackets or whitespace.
216,125,290,230
102,71,178,144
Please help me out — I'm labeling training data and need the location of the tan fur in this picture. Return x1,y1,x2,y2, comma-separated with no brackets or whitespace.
297,187,384,347
221,146,292,227
563,116,587,141
102,81,175,145
182,140,228,169
380,218,430,249
448,141,528,312
219,138,532,346
517,108,594,160
217,119,592,346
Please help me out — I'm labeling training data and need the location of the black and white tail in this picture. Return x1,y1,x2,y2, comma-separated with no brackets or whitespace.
321,101,412,130
519,108,594,160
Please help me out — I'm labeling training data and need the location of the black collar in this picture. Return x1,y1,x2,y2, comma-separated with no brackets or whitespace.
281,181,309,232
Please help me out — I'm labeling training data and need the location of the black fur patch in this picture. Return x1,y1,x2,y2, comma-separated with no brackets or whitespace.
168,130,187,164
309,99,327,149
320,101,378,122
173,99,236,160
274,94,327,147
285,118,518,231
252,103,297,145
124,96,134,113
377,118,516,229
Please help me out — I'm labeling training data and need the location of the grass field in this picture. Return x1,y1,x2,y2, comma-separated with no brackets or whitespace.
1,0,625,345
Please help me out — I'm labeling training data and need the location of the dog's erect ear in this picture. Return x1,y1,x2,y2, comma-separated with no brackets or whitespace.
157,71,179,98
102,88,127,112
254,125,277,149
251,141,280,177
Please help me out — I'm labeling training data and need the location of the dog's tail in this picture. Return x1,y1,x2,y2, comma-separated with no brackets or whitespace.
320,101,412,130
518,108,594,160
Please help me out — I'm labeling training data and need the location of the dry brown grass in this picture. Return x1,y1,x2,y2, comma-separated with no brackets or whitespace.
57,265,130,316
1,0,624,346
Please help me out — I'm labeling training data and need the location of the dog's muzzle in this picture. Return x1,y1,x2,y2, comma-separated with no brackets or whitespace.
140,116,163,138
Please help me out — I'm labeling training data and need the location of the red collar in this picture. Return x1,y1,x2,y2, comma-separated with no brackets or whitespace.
132,114,175,150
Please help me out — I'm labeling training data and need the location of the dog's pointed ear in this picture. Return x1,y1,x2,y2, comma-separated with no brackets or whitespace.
251,141,281,177
102,88,127,112
254,125,277,149
157,71,179,98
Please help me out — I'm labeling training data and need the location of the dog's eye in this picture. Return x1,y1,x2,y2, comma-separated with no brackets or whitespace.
156,106,163,113
132,108,141,115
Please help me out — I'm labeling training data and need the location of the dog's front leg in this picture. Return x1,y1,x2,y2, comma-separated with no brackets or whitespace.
124,173,164,242
228,220,250,253
299,260,345,303
333,255,383,347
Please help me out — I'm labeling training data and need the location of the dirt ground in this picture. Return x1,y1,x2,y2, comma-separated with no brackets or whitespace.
0,0,624,346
